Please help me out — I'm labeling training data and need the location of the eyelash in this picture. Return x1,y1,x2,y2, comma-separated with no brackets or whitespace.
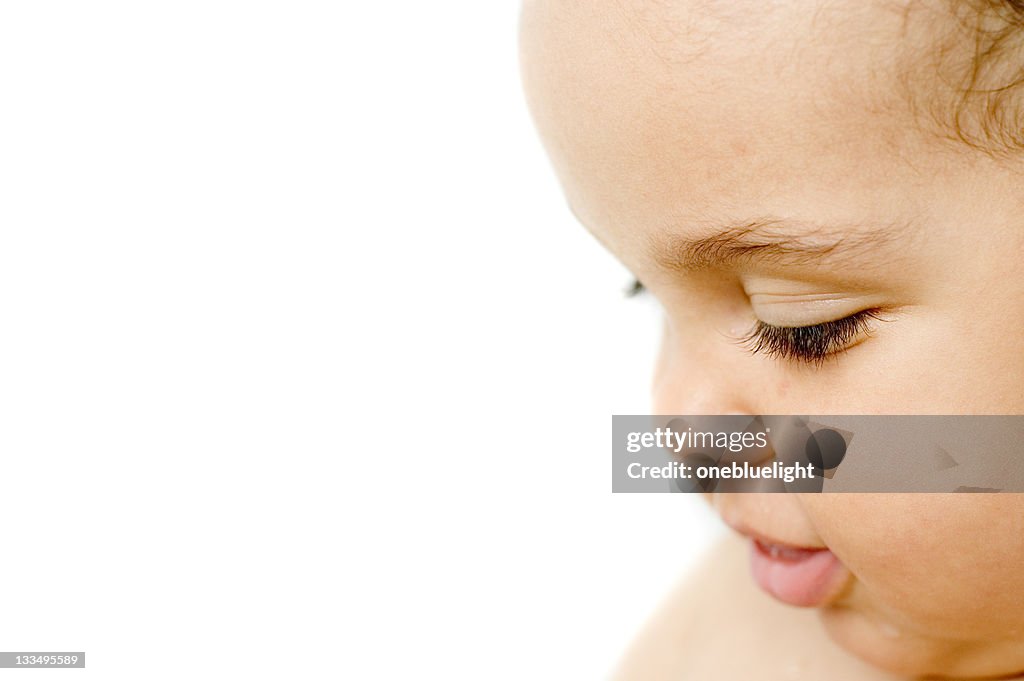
625,279,882,365
740,310,882,365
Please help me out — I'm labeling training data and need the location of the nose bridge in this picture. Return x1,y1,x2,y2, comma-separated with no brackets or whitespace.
653,325,755,416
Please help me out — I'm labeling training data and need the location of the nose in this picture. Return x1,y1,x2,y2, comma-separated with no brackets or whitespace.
651,326,811,529
651,322,757,416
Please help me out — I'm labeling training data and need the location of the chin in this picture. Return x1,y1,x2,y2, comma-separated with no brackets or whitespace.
816,606,1011,680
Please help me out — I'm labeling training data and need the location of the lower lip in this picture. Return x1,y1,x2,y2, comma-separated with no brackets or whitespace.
748,539,847,607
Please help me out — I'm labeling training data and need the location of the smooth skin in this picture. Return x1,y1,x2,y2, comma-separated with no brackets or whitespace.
520,1,1024,678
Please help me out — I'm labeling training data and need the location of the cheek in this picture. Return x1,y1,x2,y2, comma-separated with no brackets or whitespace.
800,494,1024,637
775,376,790,401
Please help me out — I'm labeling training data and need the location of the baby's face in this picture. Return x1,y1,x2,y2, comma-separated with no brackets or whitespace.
521,0,1024,676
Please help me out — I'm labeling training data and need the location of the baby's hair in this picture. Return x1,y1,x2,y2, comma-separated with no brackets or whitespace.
924,0,1024,157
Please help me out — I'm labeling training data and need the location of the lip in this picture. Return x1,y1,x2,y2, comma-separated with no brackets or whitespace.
724,519,850,608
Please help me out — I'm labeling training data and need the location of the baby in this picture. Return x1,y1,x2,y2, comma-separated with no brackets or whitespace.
520,1,1024,679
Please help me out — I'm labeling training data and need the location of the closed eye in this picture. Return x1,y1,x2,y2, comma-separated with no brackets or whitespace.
740,309,884,365
624,279,884,365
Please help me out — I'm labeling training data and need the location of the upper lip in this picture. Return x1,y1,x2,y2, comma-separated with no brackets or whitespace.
721,516,828,552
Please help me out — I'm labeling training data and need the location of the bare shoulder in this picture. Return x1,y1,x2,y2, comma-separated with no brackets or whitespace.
610,534,894,681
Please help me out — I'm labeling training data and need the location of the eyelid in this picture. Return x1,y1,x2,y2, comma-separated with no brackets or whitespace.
745,289,884,328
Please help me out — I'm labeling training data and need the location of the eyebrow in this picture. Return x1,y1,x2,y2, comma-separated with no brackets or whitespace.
647,216,916,273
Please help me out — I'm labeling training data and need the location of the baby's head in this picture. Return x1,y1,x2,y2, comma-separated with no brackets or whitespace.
521,1,1024,677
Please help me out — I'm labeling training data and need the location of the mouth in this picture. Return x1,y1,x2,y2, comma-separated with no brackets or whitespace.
747,535,849,608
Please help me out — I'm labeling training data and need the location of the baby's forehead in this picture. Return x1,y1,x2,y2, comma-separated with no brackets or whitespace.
616,0,910,57
520,0,1024,280
522,1,946,231
524,0,927,141
523,0,1019,163
544,0,921,70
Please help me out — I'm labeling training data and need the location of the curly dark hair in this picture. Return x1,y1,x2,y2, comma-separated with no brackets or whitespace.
931,0,1024,156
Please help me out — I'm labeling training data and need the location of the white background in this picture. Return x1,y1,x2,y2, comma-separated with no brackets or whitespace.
0,2,721,679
